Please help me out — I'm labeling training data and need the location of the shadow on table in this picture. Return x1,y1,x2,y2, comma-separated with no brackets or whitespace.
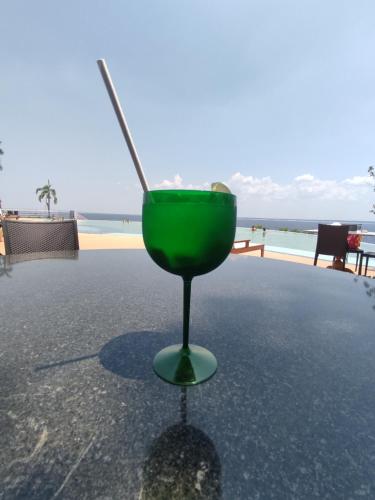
141,388,221,500
99,331,174,381
35,331,175,382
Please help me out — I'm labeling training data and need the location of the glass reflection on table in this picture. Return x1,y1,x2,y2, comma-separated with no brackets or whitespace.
141,388,221,499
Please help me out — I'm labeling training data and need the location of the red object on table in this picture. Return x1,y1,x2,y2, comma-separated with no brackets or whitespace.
347,234,362,250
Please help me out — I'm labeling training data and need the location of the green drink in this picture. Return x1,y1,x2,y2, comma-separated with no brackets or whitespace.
143,189,237,385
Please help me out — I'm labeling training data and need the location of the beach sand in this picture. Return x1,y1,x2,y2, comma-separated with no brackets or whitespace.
1,231,374,277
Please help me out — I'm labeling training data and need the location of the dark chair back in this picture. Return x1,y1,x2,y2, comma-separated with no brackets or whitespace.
347,224,363,232
2,220,79,255
314,224,349,266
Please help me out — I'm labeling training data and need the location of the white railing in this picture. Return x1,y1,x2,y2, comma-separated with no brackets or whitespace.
1,209,76,219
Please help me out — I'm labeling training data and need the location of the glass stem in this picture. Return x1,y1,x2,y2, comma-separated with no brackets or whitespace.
182,278,192,350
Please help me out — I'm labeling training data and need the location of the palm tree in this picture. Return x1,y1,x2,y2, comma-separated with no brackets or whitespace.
36,179,58,218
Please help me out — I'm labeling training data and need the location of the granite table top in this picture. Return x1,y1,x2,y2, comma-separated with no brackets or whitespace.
0,250,374,499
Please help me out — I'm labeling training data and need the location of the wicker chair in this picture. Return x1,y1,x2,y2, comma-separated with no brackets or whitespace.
2,220,79,255
313,224,349,267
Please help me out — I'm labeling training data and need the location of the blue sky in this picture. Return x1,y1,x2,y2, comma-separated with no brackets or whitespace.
1,0,375,219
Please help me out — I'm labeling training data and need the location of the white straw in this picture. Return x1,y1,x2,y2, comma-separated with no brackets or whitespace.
96,59,149,192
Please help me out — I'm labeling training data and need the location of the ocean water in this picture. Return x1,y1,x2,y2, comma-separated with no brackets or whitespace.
236,217,375,240
78,213,375,263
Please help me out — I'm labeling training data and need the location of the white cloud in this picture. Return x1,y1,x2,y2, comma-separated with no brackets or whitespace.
292,176,352,201
342,176,373,186
154,171,373,204
228,172,287,199
227,171,374,202
154,174,210,191
294,174,314,182
154,174,184,188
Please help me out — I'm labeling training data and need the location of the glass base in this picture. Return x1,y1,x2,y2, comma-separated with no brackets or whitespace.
153,344,217,386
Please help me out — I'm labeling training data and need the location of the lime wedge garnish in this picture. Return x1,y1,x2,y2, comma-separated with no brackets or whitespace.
211,182,231,193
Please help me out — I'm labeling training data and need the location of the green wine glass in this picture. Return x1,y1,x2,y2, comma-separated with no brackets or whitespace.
142,189,237,385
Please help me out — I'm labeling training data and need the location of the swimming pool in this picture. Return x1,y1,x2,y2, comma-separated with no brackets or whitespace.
78,220,375,263
78,219,143,235
235,227,375,263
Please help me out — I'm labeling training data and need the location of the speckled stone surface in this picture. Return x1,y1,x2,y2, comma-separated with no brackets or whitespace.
0,250,374,499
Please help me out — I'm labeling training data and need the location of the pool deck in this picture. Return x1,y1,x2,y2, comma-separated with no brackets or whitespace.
1,232,373,277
